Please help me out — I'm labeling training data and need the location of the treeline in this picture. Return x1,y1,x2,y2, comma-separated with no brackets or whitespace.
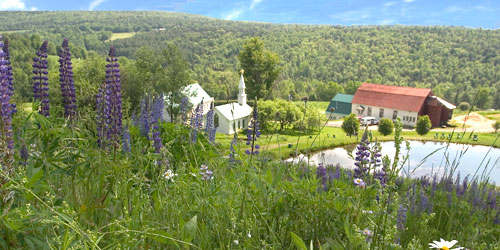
0,11,499,109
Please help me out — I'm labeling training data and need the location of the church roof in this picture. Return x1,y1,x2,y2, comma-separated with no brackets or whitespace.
183,83,213,105
215,103,252,121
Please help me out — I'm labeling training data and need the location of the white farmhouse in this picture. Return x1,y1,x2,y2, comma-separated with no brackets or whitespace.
214,71,252,135
163,83,214,123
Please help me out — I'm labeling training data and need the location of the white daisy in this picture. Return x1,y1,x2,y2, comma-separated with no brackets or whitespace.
164,169,177,181
429,238,464,250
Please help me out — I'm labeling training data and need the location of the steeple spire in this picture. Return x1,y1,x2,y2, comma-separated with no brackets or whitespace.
238,69,247,106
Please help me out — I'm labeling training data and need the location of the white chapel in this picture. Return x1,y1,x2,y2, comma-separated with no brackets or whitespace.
214,70,253,135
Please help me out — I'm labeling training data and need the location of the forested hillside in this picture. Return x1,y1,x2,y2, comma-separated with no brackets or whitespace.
0,11,499,108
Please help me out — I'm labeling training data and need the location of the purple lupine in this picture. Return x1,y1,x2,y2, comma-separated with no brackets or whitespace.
316,163,327,191
152,124,162,154
180,97,189,124
151,94,164,125
104,47,122,147
122,125,131,153
32,41,49,117
419,187,428,213
139,97,150,138
19,141,28,165
397,204,407,233
2,38,15,115
200,164,214,181
354,131,371,179
246,100,260,156
229,132,238,159
205,103,216,142
59,39,77,120
190,99,203,143
0,36,14,151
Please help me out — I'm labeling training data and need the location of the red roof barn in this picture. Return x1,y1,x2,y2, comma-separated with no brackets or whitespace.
352,83,456,127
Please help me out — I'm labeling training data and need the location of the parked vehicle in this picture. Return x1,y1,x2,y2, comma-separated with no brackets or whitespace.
360,116,379,126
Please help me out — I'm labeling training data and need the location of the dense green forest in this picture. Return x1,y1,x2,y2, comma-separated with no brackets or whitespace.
0,11,499,109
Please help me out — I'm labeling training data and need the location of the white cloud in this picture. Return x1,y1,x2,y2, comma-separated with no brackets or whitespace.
404,0,415,3
224,8,243,20
445,5,493,13
30,6,37,11
89,0,107,11
0,0,26,10
329,9,371,23
384,2,396,7
249,0,263,10
380,19,394,25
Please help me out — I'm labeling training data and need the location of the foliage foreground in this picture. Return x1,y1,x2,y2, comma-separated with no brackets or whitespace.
0,108,499,249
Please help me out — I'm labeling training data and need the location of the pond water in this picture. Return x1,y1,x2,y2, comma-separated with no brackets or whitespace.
289,141,500,184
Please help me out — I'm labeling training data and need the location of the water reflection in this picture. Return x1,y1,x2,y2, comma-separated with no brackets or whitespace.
288,141,500,184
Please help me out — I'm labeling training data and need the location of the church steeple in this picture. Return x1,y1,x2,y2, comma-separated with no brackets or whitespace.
238,69,247,106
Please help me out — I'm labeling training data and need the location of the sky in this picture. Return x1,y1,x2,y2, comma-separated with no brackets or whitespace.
1,0,499,29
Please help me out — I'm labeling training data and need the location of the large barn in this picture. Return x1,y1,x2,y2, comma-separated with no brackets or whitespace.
351,83,456,127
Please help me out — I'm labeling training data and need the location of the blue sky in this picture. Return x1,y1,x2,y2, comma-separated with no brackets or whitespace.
1,0,499,28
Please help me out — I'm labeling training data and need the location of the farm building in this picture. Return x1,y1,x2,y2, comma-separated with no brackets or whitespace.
351,83,456,127
214,71,252,135
325,93,354,120
163,83,214,123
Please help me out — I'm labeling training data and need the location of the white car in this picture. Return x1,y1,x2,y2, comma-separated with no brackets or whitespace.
360,117,379,126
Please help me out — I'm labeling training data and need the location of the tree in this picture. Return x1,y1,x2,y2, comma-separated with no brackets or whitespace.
416,115,432,135
238,37,281,100
493,121,500,133
162,43,191,122
458,102,470,112
317,81,344,101
344,81,362,95
475,87,491,109
378,118,394,136
341,113,360,137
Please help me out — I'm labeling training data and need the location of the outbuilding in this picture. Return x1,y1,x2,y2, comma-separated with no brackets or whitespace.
325,93,353,120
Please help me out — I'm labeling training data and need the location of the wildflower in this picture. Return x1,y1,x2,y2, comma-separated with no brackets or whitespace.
428,238,464,250
151,94,164,125
361,228,373,238
246,99,260,156
152,124,162,154
180,96,189,124
2,37,15,115
233,240,239,245
96,47,122,148
200,164,213,181
0,36,14,151
104,46,123,146
205,103,216,142
163,169,177,181
353,178,366,188
190,99,203,143
122,125,131,153
247,231,251,238
139,97,150,138
32,40,50,117
316,163,327,191
354,131,370,179
58,38,77,121
362,210,373,214
397,205,407,232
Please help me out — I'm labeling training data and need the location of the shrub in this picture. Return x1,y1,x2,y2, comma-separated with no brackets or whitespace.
493,121,500,133
341,113,359,137
416,115,431,135
378,118,394,136
458,102,470,111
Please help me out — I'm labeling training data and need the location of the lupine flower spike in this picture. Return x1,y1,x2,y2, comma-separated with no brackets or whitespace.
245,98,260,157
428,238,463,250
0,36,14,153
2,38,15,115
32,41,50,117
59,39,77,121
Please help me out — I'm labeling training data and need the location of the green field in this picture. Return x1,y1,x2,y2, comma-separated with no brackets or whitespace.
106,32,136,41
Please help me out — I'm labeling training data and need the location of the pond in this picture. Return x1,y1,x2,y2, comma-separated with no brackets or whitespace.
289,141,500,184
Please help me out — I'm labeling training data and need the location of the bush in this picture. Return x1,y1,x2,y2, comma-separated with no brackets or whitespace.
378,118,394,136
341,113,359,137
493,121,500,133
458,102,470,111
416,115,432,135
